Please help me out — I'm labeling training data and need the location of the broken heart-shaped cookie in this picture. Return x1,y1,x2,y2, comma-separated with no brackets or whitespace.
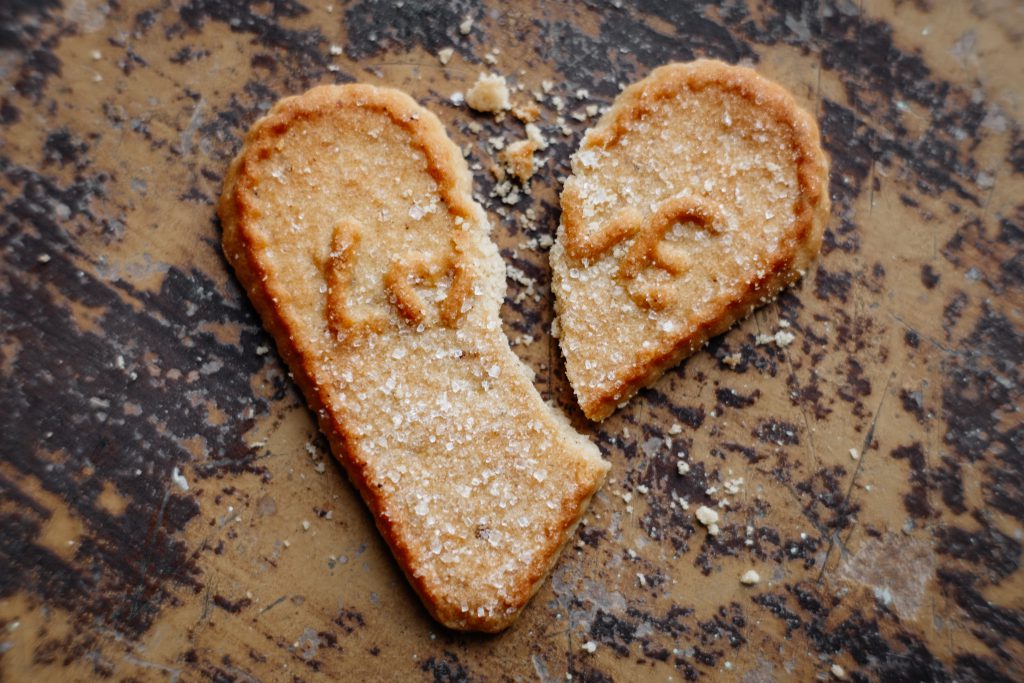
219,84,608,631
552,60,830,420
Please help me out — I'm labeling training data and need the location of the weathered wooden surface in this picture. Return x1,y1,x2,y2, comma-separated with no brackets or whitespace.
1,1,1022,681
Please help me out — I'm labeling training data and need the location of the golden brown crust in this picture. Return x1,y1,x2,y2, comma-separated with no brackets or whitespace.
553,60,830,420
326,220,388,335
383,248,463,328
220,84,608,631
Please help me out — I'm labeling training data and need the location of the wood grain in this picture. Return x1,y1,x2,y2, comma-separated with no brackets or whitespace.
1,1,1021,680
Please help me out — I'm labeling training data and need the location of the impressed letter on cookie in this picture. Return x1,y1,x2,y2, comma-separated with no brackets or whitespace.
552,60,830,420
220,85,608,631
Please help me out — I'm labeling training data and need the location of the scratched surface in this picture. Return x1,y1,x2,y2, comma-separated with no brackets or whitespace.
1,1,1022,681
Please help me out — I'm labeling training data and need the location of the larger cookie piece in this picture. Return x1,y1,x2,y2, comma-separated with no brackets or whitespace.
552,60,830,421
219,84,608,631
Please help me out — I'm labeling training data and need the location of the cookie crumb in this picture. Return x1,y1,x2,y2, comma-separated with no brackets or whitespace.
831,663,846,680
170,466,189,492
581,641,597,654
458,16,473,35
438,47,454,65
466,73,511,113
757,329,797,347
722,352,742,367
695,505,719,535
500,139,539,183
740,569,761,585
849,448,860,461
512,101,540,123
723,477,744,495
525,123,549,150
774,329,796,347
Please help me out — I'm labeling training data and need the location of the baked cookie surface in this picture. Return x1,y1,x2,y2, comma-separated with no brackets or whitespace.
552,60,830,421
219,84,608,631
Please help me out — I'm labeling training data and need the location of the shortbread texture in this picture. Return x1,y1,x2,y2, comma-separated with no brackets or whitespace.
552,60,830,420
219,84,608,631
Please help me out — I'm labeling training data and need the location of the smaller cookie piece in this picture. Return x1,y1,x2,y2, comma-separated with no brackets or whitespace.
552,60,830,420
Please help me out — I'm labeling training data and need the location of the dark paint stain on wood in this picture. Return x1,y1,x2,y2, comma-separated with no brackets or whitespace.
344,0,484,61
420,650,474,683
890,443,933,519
751,419,800,446
899,387,927,423
714,387,759,410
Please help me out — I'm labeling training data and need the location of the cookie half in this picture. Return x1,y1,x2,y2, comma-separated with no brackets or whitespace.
220,84,608,631
552,60,830,420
